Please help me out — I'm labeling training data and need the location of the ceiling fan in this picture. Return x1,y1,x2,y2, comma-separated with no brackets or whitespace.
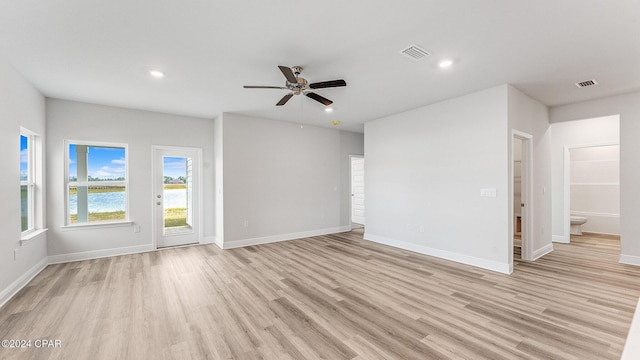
244,65,346,107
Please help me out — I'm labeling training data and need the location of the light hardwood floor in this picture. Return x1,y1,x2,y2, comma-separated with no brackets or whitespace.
1,231,639,359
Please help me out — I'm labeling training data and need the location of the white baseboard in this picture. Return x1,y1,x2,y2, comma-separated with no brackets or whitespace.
552,235,568,243
532,243,554,260
0,257,48,309
222,226,351,249
620,254,640,267
201,236,216,245
48,244,154,264
363,233,510,274
582,230,621,237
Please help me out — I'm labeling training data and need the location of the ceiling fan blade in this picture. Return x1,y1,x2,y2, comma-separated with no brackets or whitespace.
278,65,298,83
276,93,294,106
244,85,287,89
309,79,347,89
305,92,333,106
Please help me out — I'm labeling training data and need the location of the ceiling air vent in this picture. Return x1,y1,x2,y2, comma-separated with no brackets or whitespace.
400,44,431,61
576,79,598,88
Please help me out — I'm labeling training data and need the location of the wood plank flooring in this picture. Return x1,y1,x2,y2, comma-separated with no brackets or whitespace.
1,230,639,359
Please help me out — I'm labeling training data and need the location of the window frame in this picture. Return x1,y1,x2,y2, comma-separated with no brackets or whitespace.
64,140,130,227
20,131,36,234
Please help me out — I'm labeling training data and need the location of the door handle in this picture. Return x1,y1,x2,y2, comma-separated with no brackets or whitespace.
156,202,162,205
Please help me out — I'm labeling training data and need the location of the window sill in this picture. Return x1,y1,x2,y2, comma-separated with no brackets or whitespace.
61,221,133,231
20,228,48,245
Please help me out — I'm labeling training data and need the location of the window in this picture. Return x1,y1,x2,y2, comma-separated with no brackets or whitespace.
20,128,45,241
20,132,35,233
65,141,128,225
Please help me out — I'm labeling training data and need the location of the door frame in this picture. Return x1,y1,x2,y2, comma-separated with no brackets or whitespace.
349,155,364,229
511,130,533,267
151,145,204,249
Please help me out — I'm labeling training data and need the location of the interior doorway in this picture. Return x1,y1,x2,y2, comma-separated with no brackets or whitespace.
153,146,202,248
511,131,533,266
513,137,524,259
350,156,365,228
563,143,620,243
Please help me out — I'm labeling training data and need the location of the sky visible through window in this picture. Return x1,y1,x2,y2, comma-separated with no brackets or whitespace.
164,157,187,179
20,135,28,181
69,144,126,180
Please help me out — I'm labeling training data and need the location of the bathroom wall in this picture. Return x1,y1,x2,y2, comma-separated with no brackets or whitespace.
570,145,620,235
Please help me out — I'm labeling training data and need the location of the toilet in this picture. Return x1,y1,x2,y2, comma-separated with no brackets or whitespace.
570,216,588,235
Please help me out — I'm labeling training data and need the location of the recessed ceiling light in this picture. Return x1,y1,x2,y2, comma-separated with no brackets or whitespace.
149,70,165,78
438,59,454,68
325,108,333,113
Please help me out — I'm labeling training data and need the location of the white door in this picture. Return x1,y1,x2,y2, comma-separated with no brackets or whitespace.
153,146,202,248
351,156,365,225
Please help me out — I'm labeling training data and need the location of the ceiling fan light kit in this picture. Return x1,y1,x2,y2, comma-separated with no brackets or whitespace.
244,65,347,107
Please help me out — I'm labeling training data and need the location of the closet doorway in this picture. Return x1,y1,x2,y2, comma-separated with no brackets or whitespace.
512,131,533,265
350,156,365,228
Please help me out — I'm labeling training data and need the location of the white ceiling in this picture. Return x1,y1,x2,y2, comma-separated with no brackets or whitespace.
1,1,639,133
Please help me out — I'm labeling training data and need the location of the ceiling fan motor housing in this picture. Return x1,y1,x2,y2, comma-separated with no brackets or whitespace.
289,77,308,95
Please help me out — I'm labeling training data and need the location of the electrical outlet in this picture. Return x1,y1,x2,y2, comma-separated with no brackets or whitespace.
133,225,141,233
244,220,249,228
14,248,19,261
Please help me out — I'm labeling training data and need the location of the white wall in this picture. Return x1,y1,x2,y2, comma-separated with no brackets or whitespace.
219,113,363,247
507,86,553,260
549,115,619,242
364,85,511,273
0,61,48,306
570,145,620,235
45,99,215,261
550,92,640,265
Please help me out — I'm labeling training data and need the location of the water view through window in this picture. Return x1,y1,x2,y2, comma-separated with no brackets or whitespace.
67,143,128,223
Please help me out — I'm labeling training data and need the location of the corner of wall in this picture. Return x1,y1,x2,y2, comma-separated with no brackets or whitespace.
0,257,48,309
0,60,49,309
